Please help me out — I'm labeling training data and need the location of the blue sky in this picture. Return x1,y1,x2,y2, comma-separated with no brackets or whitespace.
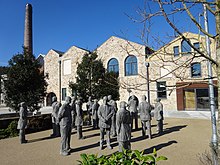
0,0,216,66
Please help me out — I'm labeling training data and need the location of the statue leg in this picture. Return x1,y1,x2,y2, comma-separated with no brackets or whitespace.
106,128,112,149
67,124,71,150
141,121,146,136
134,112,138,130
60,125,69,156
158,120,163,134
127,141,131,150
99,128,105,149
19,129,26,143
118,141,123,152
146,121,152,139
72,115,76,129
56,124,61,137
111,115,116,136
131,112,134,130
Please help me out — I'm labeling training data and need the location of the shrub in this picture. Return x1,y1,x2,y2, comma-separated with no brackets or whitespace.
0,120,18,139
77,148,167,165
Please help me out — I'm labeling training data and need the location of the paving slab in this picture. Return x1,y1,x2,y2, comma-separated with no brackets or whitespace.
0,118,212,165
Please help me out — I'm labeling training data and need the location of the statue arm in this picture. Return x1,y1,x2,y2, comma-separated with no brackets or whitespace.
116,112,121,135
20,108,25,119
106,107,114,120
58,105,65,121
98,106,105,122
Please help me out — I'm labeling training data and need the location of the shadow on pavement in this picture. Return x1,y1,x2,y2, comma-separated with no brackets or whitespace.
27,136,54,143
84,133,100,139
143,140,178,154
70,142,100,153
153,125,187,138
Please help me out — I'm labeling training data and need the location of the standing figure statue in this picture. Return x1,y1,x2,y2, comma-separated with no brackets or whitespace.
58,96,72,156
128,95,138,131
75,98,84,139
138,95,152,139
51,96,61,137
108,95,117,137
70,96,77,130
91,99,99,129
154,98,164,134
17,102,28,144
86,96,93,125
116,101,131,152
98,96,114,150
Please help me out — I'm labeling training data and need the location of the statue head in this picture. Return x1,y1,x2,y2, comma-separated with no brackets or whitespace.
141,95,146,101
20,102,26,107
65,96,71,104
52,96,57,103
120,101,127,109
155,98,161,102
94,99,98,103
131,95,135,100
103,96,107,105
107,95,112,101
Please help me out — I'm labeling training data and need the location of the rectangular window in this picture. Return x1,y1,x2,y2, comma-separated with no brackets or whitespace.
63,59,71,75
173,46,179,57
62,88,66,101
157,81,167,98
193,42,200,50
191,63,201,77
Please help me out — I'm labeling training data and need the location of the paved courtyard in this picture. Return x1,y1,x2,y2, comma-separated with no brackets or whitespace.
0,117,212,165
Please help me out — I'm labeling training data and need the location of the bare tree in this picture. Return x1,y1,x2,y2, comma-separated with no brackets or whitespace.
123,0,220,163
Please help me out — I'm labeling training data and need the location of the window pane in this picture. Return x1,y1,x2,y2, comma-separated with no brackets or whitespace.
191,63,201,77
157,82,167,98
181,40,191,54
62,88,66,101
63,59,71,75
125,55,138,76
173,46,179,57
108,58,119,74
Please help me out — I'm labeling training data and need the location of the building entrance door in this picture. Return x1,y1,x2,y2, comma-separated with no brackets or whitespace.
184,89,196,110
184,88,210,111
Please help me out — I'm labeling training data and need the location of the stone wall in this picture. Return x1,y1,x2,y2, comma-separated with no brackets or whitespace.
148,32,217,110
96,36,148,103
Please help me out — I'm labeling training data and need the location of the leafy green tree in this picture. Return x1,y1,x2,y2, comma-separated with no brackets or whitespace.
69,52,119,102
0,66,9,95
4,49,47,111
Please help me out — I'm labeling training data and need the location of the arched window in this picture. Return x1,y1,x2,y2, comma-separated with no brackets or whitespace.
181,40,191,54
125,55,138,76
191,62,201,77
107,58,119,74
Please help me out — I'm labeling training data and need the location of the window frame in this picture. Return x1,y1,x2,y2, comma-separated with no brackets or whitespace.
62,88,67,101
125,55,138,76
181,40,191,55
191,62,202,78
157,81,167,99
173,46,179,57
107,58,119,74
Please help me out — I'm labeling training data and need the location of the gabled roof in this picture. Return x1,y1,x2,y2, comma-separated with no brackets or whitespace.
51,49,64,57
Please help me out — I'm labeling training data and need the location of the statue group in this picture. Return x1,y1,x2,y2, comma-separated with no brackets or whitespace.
17,94,164,156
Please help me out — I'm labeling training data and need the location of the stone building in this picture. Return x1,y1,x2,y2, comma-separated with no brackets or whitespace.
44,32,217,111
148,32,217,111
44,36,153,106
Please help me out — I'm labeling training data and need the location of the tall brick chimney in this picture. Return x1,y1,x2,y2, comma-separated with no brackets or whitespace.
24,4,33,55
